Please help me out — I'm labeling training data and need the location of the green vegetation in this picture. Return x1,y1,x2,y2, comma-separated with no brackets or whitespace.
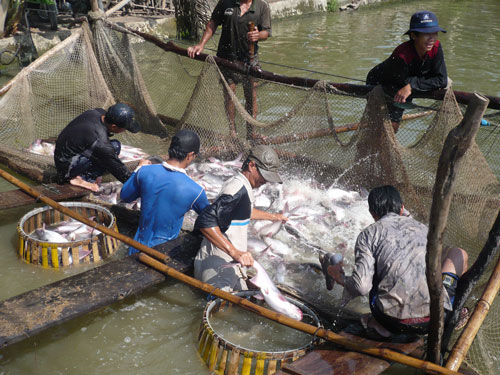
327,0,338,12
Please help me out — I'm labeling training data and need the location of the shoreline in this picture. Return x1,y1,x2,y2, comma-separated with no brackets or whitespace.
0,0,387,55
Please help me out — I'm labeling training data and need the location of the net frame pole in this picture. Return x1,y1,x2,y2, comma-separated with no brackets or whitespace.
426,92,489,364
441,211,500,354
445,246,500,371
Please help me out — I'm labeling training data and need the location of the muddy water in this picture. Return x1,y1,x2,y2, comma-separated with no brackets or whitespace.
1,0,500,374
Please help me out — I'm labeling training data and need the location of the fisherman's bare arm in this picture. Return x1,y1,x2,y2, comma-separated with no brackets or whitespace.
251,208,288,222
394,83,412,103
199,227,254,266
187,20,217,58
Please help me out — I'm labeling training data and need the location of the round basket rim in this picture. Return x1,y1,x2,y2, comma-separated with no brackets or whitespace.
202,290,322,355
18,202,116,244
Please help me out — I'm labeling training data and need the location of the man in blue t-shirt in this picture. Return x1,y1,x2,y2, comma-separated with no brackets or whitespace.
121,130,210,255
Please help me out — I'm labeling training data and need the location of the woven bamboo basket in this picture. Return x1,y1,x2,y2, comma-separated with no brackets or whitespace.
17,202,119,268
198,291,321,375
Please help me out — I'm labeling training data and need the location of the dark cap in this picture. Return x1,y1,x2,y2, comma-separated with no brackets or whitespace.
169,129,200,154
248,145,282,184
404,11,446,35
105,103,141,133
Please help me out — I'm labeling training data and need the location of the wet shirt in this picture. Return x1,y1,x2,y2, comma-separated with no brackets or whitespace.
366,40,447,95
345,213,451,319
195,171,254,253
54,109,130,183
121,163,209,255
194,172,254,291
211,0,272,63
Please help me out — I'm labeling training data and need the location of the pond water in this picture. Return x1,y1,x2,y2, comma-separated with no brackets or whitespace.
1,0,500,374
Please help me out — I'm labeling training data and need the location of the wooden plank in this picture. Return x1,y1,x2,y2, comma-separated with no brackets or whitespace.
276,332,423,375
0,183,90,210
0,232,202,349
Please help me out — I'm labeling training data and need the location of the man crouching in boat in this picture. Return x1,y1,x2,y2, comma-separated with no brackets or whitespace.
54,103,144,192
324,185,468,337
121,130,210,256
194,145,287,292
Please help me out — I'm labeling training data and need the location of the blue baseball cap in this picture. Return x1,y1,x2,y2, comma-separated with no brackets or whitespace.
404,11,446,35
105,103,141,133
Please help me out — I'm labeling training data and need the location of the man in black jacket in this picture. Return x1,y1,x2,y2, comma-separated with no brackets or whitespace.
366,11,448,132
54,103,143,192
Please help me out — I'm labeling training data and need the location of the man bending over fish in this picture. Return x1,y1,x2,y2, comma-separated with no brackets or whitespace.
121,130,210,255
54,103,145,192
194,145,287,292
324,185,468,337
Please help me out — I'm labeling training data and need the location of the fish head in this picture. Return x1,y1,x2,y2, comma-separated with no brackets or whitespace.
285,303,303,321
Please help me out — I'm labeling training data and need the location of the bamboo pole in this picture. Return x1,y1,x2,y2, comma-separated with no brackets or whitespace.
426,92,489,363
104,0,131,17
139,253,462,375
108,22,500,110
446,248,500,371
0,167,169,264
441,210,500,353
90,0,100,12
255,111,433,146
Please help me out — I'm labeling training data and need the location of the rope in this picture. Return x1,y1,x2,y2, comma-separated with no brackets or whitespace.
0,44,22,66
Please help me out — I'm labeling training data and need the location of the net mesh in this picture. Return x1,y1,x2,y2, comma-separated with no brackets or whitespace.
0,19,500,374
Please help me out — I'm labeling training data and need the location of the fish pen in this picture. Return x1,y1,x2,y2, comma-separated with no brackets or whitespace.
17,202,119,268
0,15,500,375
198,291,321,375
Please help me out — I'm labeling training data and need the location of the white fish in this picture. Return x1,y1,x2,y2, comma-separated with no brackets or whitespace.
258,220,282,238
254,193,272,208
263,237,292,256
46,220,83,233
250,261,303,321
34,224,68,243
247,237,269,253
118,145,149,162
326,187,360,204
28,139,55,156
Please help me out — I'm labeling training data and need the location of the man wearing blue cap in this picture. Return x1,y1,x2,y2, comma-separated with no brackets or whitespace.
54,103,143,191
366,11,449,132
121,129,210,255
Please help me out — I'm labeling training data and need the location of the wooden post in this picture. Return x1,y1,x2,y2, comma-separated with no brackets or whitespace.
426,92,489,363
441,210,500,353
0,0,8,36
90,0,100,12
446,247,500,371
246,21,256,141
105,0,131,17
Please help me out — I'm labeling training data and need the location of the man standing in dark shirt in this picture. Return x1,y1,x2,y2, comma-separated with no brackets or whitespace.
366,11,449,132
54,103,143,192
187,0,272,131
